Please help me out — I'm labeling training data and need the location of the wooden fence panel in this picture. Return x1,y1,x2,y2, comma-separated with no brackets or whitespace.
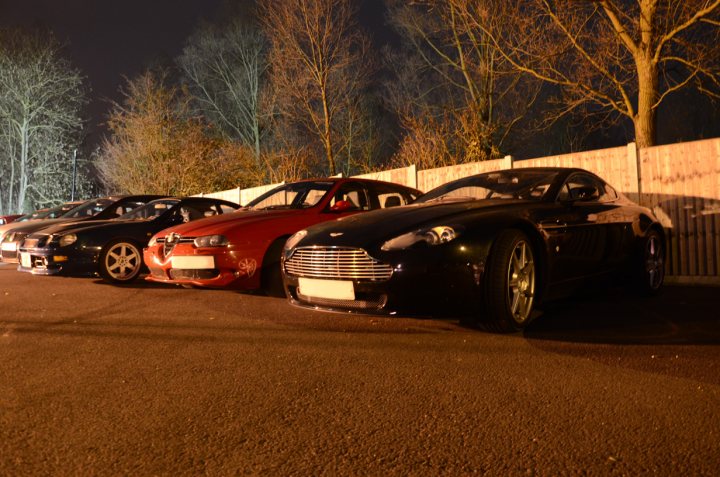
353,165,417,190
417,157,512,192
239,182,284,206
517,144,638,197
640,138,720,281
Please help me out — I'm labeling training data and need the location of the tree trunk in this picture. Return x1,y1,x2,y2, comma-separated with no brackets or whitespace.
634,53,658,149
321,87,336,176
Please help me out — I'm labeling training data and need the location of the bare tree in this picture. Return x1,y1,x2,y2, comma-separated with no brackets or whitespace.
0,29,86,214
98,70,260,196
260,0,371,176
386,0,541,167
478,0,720,149
178,15,271,168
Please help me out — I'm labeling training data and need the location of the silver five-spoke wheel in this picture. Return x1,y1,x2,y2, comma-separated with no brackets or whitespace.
99,240,142,283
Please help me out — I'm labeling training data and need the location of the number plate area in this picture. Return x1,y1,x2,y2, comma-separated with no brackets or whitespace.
170,256,215,269
1,242,17,252
20,252,31,268
298,277,355,300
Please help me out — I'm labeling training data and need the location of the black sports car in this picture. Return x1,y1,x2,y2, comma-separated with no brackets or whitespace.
282,168,665,332
17,197,239,283
1,195,164,263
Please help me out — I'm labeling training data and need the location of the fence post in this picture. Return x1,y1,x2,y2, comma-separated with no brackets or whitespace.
408,164,418,190
627,142,641,201
505,155,514,169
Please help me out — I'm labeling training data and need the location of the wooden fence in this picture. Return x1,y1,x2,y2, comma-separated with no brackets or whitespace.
198,137,720,285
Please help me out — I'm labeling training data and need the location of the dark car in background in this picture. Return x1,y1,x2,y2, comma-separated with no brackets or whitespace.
144,178,421,295
0,195,163,264
0,201,85,245
18,197,239,283
0,214,23,225
282,168,665,332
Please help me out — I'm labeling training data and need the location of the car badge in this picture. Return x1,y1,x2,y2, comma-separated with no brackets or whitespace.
330,232,343,238
167,232,179,243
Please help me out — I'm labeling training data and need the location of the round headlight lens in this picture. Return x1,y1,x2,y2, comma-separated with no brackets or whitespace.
59,234,77,247
193,234,228,248
381,225,460,251
425,226,456,245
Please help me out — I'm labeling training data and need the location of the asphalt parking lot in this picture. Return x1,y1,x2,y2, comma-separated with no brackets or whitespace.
1,262,719,475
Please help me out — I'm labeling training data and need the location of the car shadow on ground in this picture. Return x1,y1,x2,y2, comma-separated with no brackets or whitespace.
522,285,720,345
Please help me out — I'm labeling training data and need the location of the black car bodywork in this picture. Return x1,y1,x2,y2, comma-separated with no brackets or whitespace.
282,168,665,332
17,197,240,283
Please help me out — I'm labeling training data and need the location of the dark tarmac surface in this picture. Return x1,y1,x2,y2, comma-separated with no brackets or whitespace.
1,263,719,475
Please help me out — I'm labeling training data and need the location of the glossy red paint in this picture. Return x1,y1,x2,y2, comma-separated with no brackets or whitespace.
0,214,23,225
143,178,420,291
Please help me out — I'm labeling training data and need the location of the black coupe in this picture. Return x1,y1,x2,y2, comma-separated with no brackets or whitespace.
17,197,239,283
282,168,665,332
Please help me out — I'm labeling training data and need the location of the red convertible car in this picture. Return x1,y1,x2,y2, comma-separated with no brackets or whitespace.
143,178,421,294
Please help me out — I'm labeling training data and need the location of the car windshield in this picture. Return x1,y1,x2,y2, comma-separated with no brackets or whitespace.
60,198,115,218
246,181,334,210
40,202,84,219
418,170,559,203
118,199,180,221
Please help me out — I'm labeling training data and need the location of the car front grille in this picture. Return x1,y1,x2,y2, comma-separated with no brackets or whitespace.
284,247,393,281
160,234,195,255
169,269,219,280
295,290,388,310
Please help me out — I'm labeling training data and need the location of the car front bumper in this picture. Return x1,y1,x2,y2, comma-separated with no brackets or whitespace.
282,247,487,316
17,245,99,276
143,243,262,289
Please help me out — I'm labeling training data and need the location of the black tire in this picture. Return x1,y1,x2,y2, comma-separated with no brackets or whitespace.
260,238,287,297
634,228,665,295
481,229,537,333
98,240,143,284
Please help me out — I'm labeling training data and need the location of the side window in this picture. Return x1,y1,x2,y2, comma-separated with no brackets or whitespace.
328,183,370,211
120,201,145,215
179,205,211,222
371,183,416,209
558,174,613,203
216,203,238,215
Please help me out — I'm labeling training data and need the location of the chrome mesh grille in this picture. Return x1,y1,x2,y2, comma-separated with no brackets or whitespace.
285,247,392,281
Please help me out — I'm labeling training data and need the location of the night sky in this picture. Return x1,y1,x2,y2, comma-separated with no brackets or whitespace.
0,0,228,143
0,0,387,148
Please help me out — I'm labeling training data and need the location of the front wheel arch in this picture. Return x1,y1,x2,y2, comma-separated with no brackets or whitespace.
260,235,291,297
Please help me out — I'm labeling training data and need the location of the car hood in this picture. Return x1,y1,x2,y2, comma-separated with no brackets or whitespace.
28,219,140,237
295,199,535,248
151,208,312,238
1,217,82,237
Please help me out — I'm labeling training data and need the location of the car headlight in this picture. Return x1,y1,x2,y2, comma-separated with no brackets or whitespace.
381,225,461,251
148,236,158,247
58,234,77,247
193,234,228,248
284,230,307,251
